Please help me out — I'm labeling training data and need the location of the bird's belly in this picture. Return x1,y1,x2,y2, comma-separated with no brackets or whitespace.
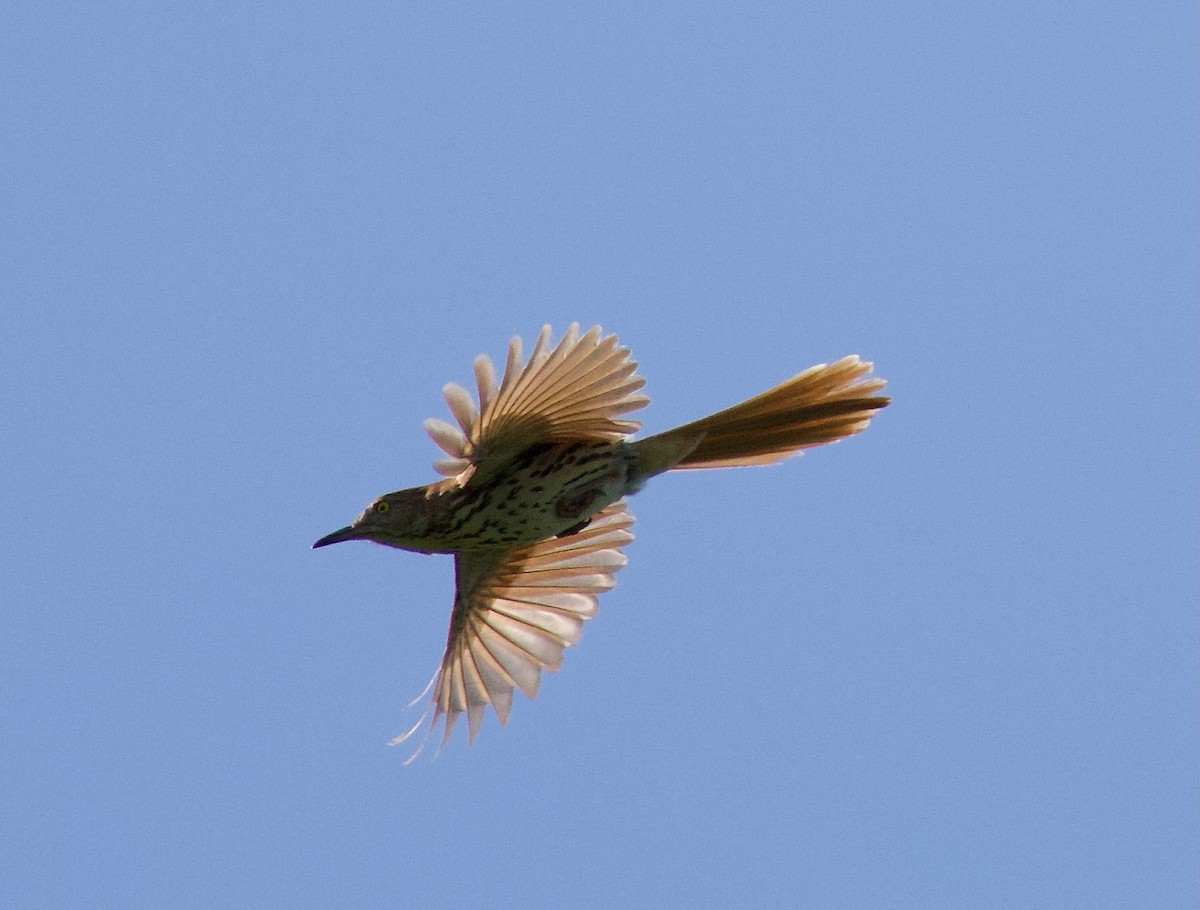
427,441,633,550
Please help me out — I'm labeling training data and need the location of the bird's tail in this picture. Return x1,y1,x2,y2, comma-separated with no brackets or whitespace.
629,356,889,479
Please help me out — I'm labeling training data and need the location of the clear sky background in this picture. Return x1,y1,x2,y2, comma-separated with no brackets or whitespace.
3,4,1195,909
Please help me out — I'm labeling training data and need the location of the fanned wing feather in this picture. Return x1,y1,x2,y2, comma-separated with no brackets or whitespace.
423,418,468,457
391,501,635,753
424,325,649,487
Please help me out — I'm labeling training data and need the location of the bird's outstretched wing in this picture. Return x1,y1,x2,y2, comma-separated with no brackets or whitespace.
423,324,649,488
393,500,635,757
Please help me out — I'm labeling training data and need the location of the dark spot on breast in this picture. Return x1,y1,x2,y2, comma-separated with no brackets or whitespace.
556,488,598,519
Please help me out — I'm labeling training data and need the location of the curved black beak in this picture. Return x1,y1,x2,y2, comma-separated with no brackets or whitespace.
312,526,360,548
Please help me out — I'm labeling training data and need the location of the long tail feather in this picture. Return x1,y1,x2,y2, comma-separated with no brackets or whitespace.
632,355,888,473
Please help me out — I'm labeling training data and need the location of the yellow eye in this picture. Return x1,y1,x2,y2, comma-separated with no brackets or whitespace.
375,501,390,514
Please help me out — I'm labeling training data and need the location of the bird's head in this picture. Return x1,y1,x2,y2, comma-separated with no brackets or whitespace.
312,486,439,553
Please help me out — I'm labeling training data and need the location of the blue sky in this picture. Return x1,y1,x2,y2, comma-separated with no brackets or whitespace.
3,4,1195,908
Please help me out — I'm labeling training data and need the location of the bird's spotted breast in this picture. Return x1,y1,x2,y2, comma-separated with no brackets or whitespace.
426,441,634,550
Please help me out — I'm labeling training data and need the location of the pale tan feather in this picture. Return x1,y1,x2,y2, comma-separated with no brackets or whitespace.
632,355,890,471
424,325,649,488
392,501,635,752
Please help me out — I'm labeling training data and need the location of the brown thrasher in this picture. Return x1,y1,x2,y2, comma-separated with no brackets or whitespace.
314,324,888,752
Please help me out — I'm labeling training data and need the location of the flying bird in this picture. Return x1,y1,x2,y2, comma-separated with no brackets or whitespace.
314,324,889,751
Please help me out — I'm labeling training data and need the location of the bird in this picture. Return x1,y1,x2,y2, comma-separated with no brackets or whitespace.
314,324,889,753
